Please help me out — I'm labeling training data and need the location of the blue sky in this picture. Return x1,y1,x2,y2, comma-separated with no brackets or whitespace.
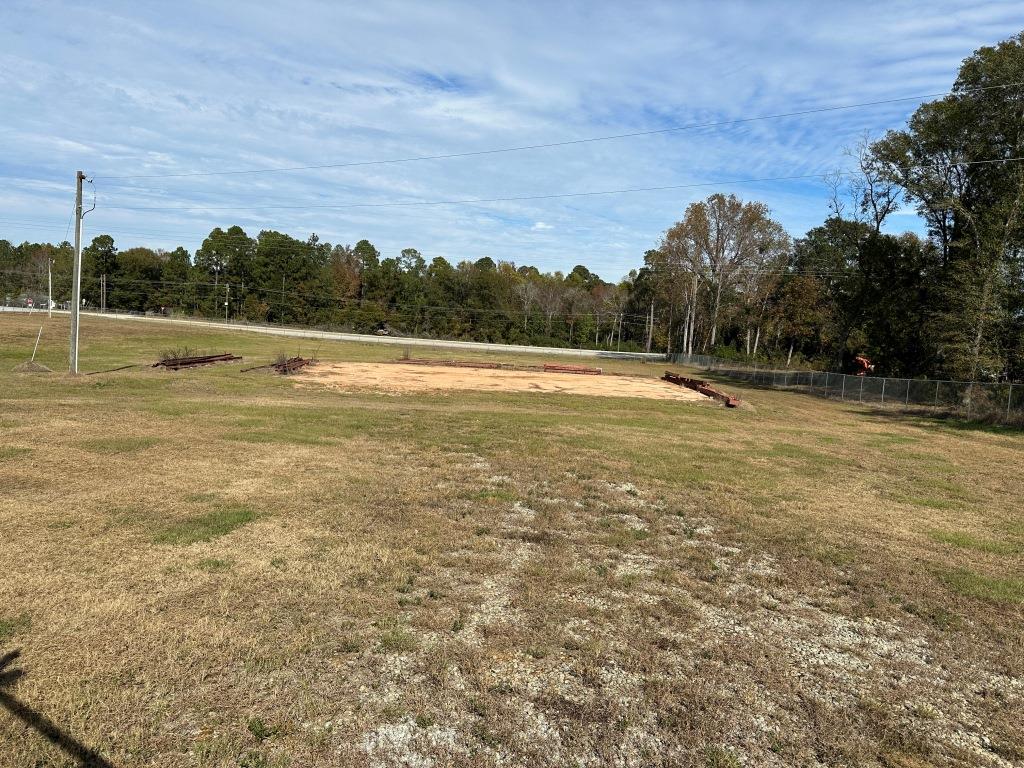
1,1,1022,279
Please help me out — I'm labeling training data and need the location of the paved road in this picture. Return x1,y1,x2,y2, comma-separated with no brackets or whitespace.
0,307,666,361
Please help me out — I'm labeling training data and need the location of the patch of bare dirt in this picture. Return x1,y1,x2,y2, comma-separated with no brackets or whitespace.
298,362,709,401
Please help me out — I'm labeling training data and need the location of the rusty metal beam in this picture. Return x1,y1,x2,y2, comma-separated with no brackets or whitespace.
662,371,740,407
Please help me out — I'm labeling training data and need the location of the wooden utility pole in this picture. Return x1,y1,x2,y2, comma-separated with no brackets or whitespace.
645,301,654,353
69,171,85,374
225,283,230,321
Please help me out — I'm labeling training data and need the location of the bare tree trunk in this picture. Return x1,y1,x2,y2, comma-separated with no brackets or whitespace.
688,274,698,355
709,279,724,348
687,302,695,354
666,305,673,355
684,299,691,355
969,271,993,380
787,341,794,367
745,327,751,356
752,325,761,358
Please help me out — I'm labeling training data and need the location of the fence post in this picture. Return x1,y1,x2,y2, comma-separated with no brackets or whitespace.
859,376,864,402
841,375,846,400
825,372,830,398
905,379,910,406
881,378,886,405
935,380,940,408
1008,383,1014,422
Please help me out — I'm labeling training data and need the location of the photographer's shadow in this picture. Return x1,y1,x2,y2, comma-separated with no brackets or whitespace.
0,649,115,767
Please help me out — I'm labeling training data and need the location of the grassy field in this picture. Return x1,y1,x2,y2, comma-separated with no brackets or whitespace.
1,313,1022,768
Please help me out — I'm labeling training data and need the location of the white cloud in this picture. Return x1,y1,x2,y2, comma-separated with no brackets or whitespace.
1,1,1022,274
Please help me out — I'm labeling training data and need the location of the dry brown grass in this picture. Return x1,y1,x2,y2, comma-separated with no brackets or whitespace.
1,313,1022,767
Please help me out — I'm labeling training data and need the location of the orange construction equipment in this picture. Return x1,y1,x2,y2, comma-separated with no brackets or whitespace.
853,355,875,376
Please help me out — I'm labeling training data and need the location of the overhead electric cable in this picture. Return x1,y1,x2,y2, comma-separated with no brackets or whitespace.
92,155,1024,213
89,80,1024,181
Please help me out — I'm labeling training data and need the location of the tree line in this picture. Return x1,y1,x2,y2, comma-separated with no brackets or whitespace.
0,230,647,351
2,32,1022,380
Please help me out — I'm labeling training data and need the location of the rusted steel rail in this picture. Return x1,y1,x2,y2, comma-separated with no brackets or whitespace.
241,356,317,374
85,364,141,376
273,356,316,374
542,363,602,375
397,358,502,369
662,371,740,407
153,353,241,370
395,358,602,375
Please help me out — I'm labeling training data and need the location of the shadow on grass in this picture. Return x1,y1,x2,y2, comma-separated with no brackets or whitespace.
682,367,1024,435
860,407,1024,436
0,649,115,767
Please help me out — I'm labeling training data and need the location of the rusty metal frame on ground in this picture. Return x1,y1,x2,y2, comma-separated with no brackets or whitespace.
662,371,740,407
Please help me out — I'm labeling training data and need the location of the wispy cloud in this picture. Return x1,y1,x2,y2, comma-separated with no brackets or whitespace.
1,1,1022,277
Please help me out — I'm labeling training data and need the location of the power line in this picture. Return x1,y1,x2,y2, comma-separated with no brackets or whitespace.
87,173,836,212
89,81,1024,181
91,154,1024,214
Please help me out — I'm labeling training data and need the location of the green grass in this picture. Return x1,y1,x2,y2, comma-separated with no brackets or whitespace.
0,446,32,461
892,494,962,510
928,530,1018,555
154,505,258,545
197,557,233,571
704,746,742,768
377,627,418,653
940,568,1024,603
0,612,31,642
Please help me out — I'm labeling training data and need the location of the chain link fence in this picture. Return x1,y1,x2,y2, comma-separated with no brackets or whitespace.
669,353,1024,425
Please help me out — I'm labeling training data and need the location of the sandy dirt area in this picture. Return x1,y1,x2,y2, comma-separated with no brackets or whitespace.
298,362,709,401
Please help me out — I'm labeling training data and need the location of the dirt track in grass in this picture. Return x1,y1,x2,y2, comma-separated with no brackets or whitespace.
298,362,710,401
